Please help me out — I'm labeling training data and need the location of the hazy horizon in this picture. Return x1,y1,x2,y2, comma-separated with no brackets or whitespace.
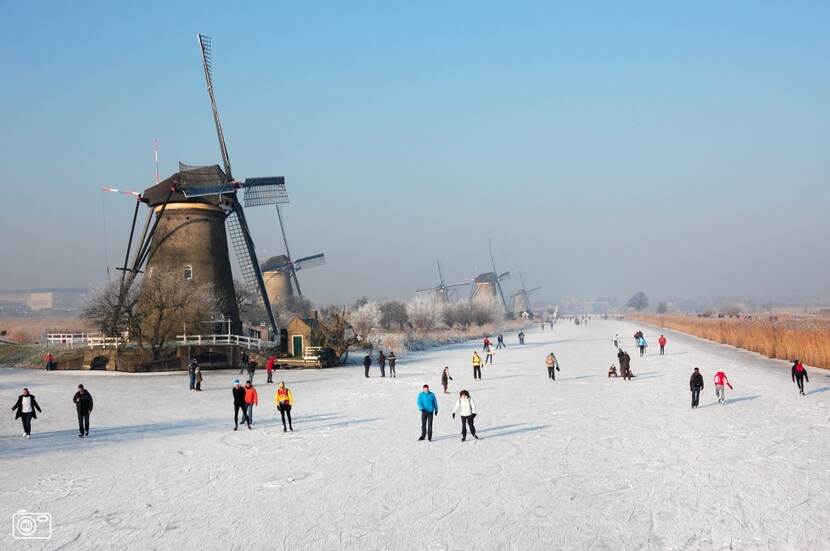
1,2,828,306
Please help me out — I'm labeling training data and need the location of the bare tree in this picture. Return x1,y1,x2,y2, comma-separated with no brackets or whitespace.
443,302,473,328
233,280,266,325
470,295,503,326
80,280,141,342
137,271,220,356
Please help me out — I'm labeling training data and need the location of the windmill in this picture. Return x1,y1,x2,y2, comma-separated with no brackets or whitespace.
108,34,286,340
416,260,470,302
511,271,542,314
469,240,510,314
260,202,326,306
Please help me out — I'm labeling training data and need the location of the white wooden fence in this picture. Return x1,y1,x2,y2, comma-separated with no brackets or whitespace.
176,334,272,351
47,333,123,349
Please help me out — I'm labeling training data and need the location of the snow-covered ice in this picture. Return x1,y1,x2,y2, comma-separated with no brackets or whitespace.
2,319,830,550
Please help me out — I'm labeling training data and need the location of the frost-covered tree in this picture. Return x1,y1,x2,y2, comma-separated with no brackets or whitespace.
407,296,444,332
349,302,381,340
626,291,650,312
380,301,409,330
471,295,503,326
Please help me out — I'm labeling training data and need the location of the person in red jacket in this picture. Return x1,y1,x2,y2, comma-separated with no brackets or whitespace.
658,335,667,355
791,360,809,395
241,381,259,429
713,371,733,404
265,355,276,384
483,337,491,351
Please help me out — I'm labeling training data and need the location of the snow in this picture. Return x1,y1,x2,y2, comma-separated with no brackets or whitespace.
2,319,830,550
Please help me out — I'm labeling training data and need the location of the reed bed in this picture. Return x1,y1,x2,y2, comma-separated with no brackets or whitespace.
634,314,830,370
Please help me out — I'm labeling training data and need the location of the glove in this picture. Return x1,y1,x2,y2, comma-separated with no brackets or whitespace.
556,367,560,371
452,413,456,419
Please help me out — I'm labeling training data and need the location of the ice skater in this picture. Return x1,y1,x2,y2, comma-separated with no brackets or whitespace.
713,370,733,404
638,336,648,357
379,350,387,378
613,334,620,349
232,380,246,430
472,351,483,380
242,380,259,429
496,334,505,349
417,384,438,442
388,351,397,377
246,357,257,384
194,361,203,391
441,366,453,394
363,353,372,378
485,344,495,365
266,354,276,384
11,388,42,439
619,350,633,380
452,390,478,442
239,351,249,375
689,368,704,408
44,352,55,371
483,336,491,351
545,352,559,380
188,357,198,391
73,384,93,437
518,331,525,344
275,381,294,432
658,334,667,355
792,360,809,395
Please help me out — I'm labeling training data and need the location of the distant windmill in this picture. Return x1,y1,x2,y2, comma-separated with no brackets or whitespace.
511,271,542,314
108,34,287,339
470,240,510,314
416,260,469,302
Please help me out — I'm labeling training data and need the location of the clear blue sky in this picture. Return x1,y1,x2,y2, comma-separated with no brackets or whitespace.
1,1,828,305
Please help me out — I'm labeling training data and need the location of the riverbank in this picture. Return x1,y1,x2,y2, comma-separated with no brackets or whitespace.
632,313,830,370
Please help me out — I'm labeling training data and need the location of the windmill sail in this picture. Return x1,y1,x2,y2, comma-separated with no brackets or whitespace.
198,34,232,179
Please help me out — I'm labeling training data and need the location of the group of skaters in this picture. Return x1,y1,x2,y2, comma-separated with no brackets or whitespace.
10,384,93,438
362,349,397,378
230,378,295,432
416,385,479,442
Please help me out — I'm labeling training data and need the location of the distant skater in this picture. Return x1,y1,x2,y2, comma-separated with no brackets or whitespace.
483,337,491,352
792,360,809,395
242,381,259,428
417,384,438,442
613,334,620,349
472,351,483,380
441,367,453,394
496,334,505,349
275,381,294,432
232,380,246,430
518,331,525,344
388,352,397,378
73,384,93,437
620,350,633,380
266,354,276,384
12,388,42,439
689,368,704,408
545,352,559,380
658,334,667,355
713,370,733,404
188,358,198,391
379,350,387,378
485,344,494,365
638,336,648,357
452,390,478,442
240,351,249,375
549,320,554,330
44,353,55,371
363,353,372,378
194,362,203,391
246,357,257,384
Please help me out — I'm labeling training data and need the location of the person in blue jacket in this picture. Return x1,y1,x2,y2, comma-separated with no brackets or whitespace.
417,384,439,442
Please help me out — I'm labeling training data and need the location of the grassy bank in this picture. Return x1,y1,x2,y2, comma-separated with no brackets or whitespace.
0,343,86,369
633,313,830,370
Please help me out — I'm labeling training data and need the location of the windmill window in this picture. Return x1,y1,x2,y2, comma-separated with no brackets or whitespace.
184,265,193,280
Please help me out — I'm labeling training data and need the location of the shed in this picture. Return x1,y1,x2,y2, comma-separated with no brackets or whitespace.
286,316,324,359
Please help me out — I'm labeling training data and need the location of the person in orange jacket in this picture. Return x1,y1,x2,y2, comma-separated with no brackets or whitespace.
241,381,259,429
266,355,276,384
713,371,733,405
274,381,294,432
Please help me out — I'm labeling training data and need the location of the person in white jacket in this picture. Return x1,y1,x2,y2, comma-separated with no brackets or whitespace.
452,390,478,442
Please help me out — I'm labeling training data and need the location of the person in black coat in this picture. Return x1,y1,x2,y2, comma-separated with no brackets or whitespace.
363,353,372,378
232,380,246,430
12,388,42,438
689,368,704,408
73,384,94,437
378,350,387,378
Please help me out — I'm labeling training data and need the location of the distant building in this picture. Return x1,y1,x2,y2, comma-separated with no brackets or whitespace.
0,288,87,313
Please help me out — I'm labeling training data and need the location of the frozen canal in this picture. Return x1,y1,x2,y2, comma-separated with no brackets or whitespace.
2,319,829,550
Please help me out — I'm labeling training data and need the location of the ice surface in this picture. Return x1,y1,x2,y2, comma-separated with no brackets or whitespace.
2,319,829,550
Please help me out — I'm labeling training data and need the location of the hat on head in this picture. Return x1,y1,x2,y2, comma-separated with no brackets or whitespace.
234,379,240,385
